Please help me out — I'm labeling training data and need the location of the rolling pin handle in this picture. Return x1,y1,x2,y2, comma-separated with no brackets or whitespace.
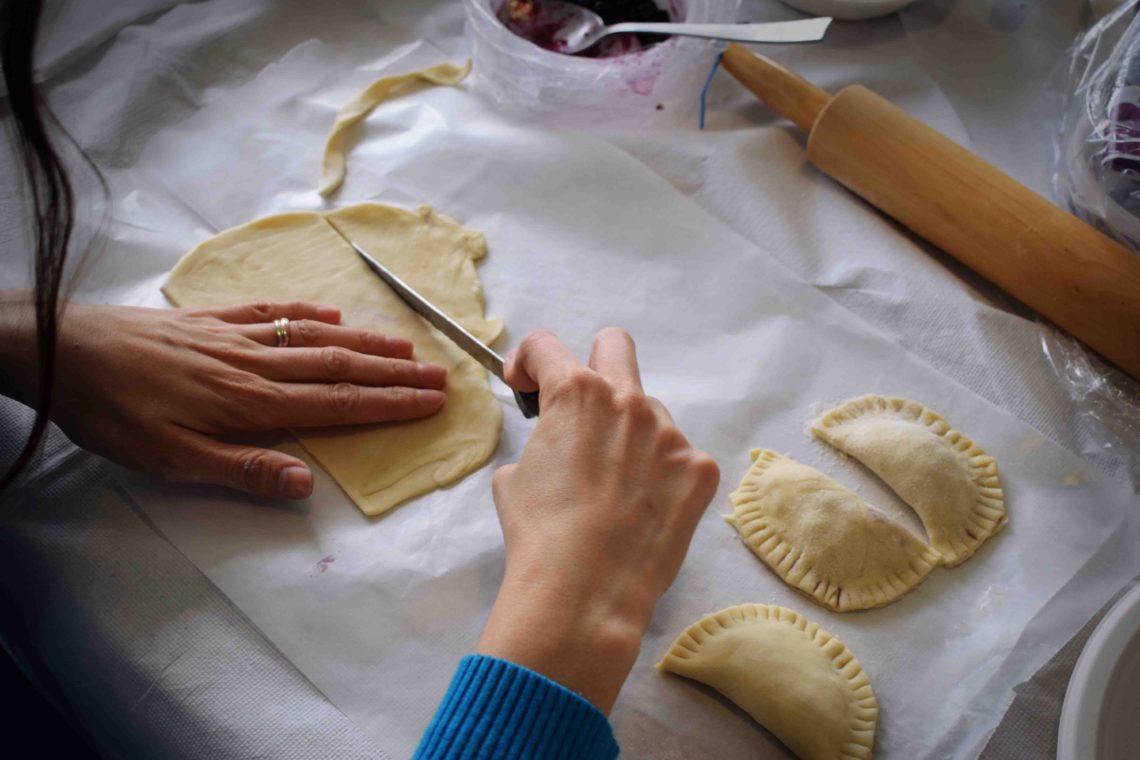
721,43,830,132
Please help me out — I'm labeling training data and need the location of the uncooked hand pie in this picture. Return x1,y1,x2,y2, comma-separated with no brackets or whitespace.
811,395,1007,567
729,395,1005,610
729,450,940,612
658,603,878,760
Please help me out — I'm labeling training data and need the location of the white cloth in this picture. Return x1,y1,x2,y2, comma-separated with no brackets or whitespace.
1,1,1137,758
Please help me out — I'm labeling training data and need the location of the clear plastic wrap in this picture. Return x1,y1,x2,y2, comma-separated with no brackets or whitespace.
1055,0,1140,250
1050,1,1140,485
464,0,740,128
1039,328,1140,486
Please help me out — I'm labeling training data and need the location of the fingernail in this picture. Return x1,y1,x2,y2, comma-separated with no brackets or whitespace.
418,363,447,388
316,307,341,323
417,389,446,408
278,466,312,499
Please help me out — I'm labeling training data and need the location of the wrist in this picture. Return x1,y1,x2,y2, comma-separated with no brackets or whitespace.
475,567,644,715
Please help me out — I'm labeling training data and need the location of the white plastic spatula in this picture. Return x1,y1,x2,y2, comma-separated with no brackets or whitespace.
506,1,832,54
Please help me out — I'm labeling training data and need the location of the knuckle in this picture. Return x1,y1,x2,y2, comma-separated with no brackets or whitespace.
359,330,381,349
550,368,605,401
379,357,409,380
567,368,601,391
658,425,689,451
519,329,557,355
255,381,287,408
327,382,361,412
689,451,721,487
319,346,352,378
293,319,319,345
236,382,285,425
232,449,273,491
213,338,254,366
613,389,653,419
219,371,278,405
386,386,419,407
249,300,273,319
647,396,673,421
492,464,515,490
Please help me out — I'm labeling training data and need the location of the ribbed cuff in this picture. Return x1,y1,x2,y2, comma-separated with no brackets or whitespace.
413,655,619,760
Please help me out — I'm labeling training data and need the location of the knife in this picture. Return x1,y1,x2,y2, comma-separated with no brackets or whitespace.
349,241,540,418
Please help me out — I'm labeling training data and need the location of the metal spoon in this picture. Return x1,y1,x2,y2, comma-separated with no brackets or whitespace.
524,2,832,55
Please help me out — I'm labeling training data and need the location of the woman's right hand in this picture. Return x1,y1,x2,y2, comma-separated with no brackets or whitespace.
476,328,720,714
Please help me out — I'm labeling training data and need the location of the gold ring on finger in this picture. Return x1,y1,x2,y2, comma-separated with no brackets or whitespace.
273,317,290,347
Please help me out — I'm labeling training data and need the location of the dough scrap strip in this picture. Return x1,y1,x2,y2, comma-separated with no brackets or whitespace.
318,60,472,197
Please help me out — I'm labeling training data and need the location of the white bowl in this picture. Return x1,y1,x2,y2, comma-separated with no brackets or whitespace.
779,0,919,21
1058,581,1140,760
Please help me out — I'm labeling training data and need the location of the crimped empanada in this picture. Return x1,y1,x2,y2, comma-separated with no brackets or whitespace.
658,604,878,760
812,395,1006,566
730,451,939,611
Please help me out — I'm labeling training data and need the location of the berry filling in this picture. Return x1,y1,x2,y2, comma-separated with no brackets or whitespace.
499,0,673,57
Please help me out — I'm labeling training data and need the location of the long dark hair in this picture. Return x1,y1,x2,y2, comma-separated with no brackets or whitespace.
1,0,81,489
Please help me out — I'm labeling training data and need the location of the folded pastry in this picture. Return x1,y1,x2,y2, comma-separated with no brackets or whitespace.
811,395,1006,567
658,603,878,760
730,450,939,611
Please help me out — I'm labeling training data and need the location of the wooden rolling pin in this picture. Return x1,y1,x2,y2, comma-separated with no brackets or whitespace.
722,44,1140,381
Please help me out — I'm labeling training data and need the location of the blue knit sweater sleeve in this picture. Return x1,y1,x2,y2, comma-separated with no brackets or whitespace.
413,655,619,760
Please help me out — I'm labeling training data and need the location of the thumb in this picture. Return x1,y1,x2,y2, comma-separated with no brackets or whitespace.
491,463,517,509
176,433,314,500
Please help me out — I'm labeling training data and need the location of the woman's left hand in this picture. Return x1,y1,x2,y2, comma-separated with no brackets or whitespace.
3,298,448,499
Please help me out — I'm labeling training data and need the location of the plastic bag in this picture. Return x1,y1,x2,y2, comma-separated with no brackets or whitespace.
1055,0,1140,250
464,0,740,128
1049,1,1140,485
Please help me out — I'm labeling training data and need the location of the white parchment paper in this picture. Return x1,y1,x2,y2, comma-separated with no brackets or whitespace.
104,23,1140,759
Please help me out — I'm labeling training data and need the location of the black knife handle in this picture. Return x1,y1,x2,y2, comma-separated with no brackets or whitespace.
513,390,540,418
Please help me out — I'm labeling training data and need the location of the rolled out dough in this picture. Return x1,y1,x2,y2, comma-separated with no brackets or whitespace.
162,203,503,516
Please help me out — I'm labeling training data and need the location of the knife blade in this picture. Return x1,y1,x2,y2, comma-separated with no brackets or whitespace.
349,241,539,418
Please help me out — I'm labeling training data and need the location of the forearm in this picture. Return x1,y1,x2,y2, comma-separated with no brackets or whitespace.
0,290,40,405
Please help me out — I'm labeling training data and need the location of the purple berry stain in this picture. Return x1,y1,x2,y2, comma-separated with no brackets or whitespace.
317,555,335,573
